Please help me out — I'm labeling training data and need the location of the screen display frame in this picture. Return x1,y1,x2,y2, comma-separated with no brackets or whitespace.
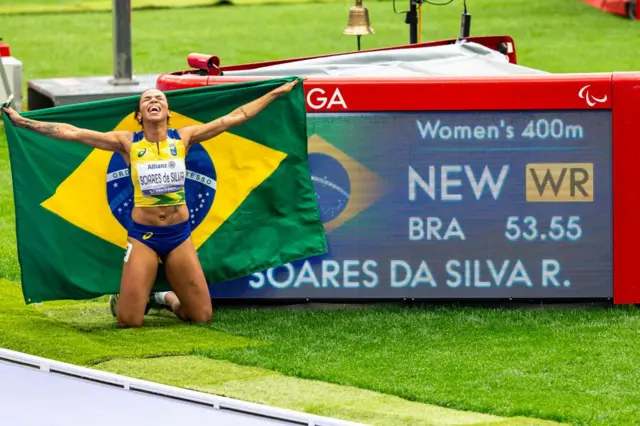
203,72,640,304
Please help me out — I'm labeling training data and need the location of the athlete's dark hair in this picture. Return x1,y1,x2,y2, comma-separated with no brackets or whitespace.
134,89,171,125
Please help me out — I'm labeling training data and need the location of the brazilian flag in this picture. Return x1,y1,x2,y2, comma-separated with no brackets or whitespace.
3,77,328,304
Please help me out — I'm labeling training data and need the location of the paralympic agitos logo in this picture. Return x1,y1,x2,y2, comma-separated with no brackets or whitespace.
578,85,607,107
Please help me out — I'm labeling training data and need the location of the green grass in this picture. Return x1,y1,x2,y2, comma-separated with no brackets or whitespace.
2,273,640,425
1,1,640,425
0,280,259,365
0,0,338,15
201,305,640,425
1,0,639,93
96,356,564,426
0,280,560,426
0,135,17,282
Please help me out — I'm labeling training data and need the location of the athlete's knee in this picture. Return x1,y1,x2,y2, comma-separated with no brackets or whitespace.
117,318,143,328
186,303,212,323
116,310,144,328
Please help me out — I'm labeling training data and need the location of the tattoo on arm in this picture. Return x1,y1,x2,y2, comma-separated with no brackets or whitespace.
21,119,64,138
15,116,127,151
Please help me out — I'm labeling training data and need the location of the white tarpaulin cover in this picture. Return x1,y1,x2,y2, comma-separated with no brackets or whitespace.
223,41,547,77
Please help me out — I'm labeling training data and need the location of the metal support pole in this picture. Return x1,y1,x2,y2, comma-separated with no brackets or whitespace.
109,0,138,85
405,0,418,44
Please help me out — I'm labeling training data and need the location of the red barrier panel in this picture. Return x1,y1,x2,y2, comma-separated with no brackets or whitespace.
581,0,637,19
160,74,614,112
612,73,640,303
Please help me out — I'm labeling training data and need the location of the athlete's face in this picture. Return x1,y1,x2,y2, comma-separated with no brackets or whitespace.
137,89,169,124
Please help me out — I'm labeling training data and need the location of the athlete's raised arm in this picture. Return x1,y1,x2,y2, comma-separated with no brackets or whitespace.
1,106,130,153
180,78,302,147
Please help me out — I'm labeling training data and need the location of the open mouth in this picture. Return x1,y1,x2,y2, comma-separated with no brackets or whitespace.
148,105,161,114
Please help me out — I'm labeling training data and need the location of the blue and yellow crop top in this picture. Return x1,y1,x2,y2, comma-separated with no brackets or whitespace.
129,129,187,207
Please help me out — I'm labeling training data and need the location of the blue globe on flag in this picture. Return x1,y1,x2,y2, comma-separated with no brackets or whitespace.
106,144,217,230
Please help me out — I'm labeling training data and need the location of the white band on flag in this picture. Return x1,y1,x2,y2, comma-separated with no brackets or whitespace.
107,168,130,182
107,169,217,191
186,170,217,190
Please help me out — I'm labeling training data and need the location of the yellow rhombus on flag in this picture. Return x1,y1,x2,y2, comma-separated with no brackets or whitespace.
41,111,286,250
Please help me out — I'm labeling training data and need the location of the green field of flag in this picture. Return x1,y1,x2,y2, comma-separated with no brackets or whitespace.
3,77,327,304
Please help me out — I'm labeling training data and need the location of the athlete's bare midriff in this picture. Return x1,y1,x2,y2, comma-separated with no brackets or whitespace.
123,137,190,227
131,204,190,227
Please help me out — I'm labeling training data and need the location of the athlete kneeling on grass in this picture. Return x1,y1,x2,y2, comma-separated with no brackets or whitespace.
2,78,301,328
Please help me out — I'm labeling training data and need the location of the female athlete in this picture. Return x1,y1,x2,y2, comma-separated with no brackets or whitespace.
2,78,301,328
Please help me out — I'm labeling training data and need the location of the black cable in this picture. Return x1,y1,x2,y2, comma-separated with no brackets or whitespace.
393,0,454,14
423,0,454,5
392,0,409,15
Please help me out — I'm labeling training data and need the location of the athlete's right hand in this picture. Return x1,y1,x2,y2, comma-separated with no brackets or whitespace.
1,106,20,126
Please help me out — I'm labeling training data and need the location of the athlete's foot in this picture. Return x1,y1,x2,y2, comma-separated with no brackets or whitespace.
109,294,119,317
144,294,155,314
148,292,173,313
110,293,154,318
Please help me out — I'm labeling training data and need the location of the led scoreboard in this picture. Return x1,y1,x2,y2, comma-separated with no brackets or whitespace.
162,71,639,303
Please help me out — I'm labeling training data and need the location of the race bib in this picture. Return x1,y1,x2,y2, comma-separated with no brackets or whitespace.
136,159,186,196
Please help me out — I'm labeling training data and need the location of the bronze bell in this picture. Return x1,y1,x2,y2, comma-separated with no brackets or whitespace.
344,0,375,36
